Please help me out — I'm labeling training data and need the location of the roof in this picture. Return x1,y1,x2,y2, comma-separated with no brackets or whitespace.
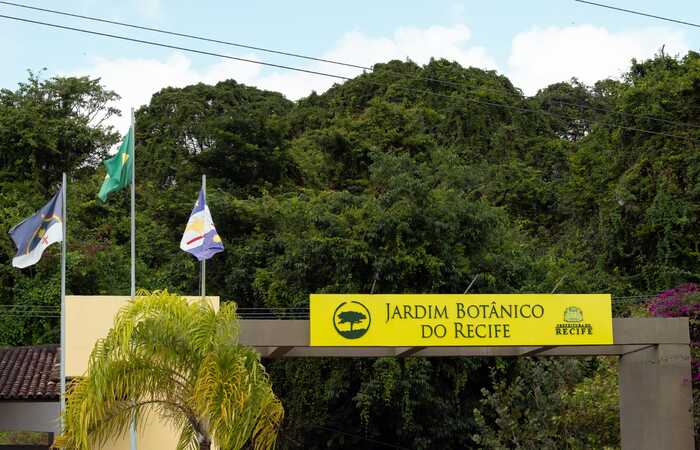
0,344,59,401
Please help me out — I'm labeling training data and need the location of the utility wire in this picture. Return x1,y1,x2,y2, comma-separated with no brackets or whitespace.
0,13,352,82
0,305,60,308
0,294,657,310
0,0,369,71
0,13,699,144
0,295,662,319
2,1,700,131
546,100,700,130
0,11,683,141
0,308,60,312
574,0,700,29
0,314,60,318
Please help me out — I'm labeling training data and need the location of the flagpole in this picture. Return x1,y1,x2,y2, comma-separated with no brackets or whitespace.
59,172,67,437
201,174,206,300
129,108,138,450
130,107,136,300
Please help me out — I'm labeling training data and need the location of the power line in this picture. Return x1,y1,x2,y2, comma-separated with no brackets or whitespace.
574,0,700,29
0,308,60,312
2,1,700,131
0,296,664,318
0,307,59,311
0,13,352,82
0,314,59,318
0,13,698,144
0,305,60,308
547,100,700,130
0,0,369,72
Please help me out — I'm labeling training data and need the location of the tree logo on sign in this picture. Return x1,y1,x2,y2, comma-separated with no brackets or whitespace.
333,301,371,339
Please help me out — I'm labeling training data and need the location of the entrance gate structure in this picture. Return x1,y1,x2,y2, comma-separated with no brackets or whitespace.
239,317,695,450
62,296,694,449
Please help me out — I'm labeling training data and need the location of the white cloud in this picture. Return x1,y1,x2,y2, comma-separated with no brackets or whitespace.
73,53,262,132
254,24,498,100
134,0,161,18
70,21,693,133
507,25,689,95
71,24,498,131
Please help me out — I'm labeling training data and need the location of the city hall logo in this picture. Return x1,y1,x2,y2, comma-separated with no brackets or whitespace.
333,301,371,339
564,306,583,323
555,306,593,336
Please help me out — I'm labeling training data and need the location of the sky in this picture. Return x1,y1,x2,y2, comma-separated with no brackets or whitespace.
1,0,699,131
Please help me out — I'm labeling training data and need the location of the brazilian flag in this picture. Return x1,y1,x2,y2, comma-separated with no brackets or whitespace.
98,126,134,202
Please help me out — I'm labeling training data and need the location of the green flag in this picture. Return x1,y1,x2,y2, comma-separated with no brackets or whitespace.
98,126,134,202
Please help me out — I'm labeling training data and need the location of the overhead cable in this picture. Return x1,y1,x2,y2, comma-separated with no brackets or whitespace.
0,13,698,144
0,13,352,82
2,1,700,130
0,0,370,71
574,0,700,29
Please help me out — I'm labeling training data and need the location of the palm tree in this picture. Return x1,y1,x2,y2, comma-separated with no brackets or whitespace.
54,290,283,450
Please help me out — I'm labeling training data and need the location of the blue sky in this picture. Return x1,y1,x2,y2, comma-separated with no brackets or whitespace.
2,0,698,130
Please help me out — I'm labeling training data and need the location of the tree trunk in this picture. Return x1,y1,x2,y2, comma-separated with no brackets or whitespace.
193,420,211,450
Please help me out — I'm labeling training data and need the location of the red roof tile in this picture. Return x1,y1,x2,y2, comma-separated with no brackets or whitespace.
0,345,59,401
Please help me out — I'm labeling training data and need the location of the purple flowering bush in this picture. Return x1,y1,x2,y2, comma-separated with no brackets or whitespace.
647,284,700,381
648,283,700,320
648,284,700,362
647,283,700,442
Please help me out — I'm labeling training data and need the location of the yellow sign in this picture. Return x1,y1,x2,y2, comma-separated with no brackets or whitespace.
310,294,613,346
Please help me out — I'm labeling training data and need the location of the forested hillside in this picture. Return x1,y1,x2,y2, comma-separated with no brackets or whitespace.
1,51,699,448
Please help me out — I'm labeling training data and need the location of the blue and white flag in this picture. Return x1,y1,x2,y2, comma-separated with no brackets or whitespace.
180,188,224,261
9,186,64,268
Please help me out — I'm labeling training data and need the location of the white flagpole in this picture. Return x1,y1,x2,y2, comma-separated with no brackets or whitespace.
201,174,206,300
129,108,138,450
130,107,136,300
59,172,67,436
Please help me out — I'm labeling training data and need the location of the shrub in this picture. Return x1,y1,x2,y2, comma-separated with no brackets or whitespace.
647,283,700,445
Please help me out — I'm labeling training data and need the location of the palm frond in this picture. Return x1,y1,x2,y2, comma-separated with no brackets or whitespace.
55,290,282,450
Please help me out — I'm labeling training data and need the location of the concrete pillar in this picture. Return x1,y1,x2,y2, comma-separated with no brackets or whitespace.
619,344,694,449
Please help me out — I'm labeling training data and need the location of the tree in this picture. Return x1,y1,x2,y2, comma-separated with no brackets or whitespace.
54,291,283,450
0,72,119,189
472,357,619,449
4,51,700,447
0,73,119,346
135,80,296,194
337,310,366,330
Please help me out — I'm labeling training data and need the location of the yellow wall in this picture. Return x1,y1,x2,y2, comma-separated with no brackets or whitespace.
100,413,183,450
65,295,220,450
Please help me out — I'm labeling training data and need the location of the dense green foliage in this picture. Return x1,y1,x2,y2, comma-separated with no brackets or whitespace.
474,358,619,449
2,51,700,448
